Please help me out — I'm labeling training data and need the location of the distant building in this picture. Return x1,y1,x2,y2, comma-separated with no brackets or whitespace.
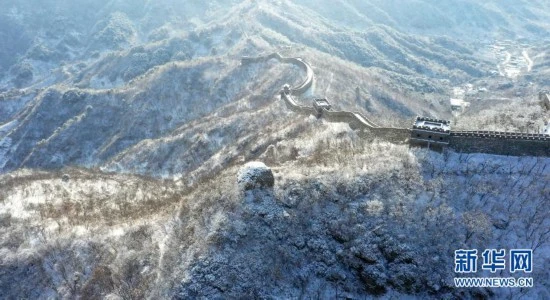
539,91,550,110
410,116,451,147
450,98,470,112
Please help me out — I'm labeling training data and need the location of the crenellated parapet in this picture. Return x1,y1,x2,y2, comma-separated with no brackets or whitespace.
280,87,316,115
410,117,451,147
242,53,313,95
410,116,550,155
451,131,550,141
449,131,550,156
245,53,550,156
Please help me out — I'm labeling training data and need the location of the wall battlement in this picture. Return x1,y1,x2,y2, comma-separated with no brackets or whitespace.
448,130,550,156
243,53,313,94
410,117,451,147
451,131,550,140
245,53,550,157
449,135,550,156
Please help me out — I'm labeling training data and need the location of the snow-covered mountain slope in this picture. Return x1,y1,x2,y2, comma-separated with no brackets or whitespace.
1,0,549,299
0,0,503,175
1,128,548,299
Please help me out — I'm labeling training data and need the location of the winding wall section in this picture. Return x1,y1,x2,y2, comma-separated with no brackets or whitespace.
450,131,549,156
242,53,313,94
243,53,550,156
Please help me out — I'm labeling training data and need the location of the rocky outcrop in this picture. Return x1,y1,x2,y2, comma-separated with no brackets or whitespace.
237,161,275,191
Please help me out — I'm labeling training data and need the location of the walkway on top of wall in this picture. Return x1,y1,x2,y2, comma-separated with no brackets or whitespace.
242,53,383,129
241,53,550,155
242,53,314,95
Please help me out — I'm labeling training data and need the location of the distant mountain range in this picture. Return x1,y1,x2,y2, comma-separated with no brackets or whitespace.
3,0,548,177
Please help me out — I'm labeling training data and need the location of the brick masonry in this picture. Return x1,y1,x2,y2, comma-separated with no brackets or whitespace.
248,53,550,157
449,131,550,156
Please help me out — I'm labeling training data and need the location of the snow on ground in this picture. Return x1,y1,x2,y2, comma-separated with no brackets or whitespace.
0,137,548,299
492,41,532,79
523,50,533,72
0,120,18,169
89,75,126,89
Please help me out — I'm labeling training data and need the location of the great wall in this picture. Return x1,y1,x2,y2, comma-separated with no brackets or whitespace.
241,53,550,157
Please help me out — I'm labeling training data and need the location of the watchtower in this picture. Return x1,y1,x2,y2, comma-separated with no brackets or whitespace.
282,84,291,95
410,116,451,148
313,98,331,117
